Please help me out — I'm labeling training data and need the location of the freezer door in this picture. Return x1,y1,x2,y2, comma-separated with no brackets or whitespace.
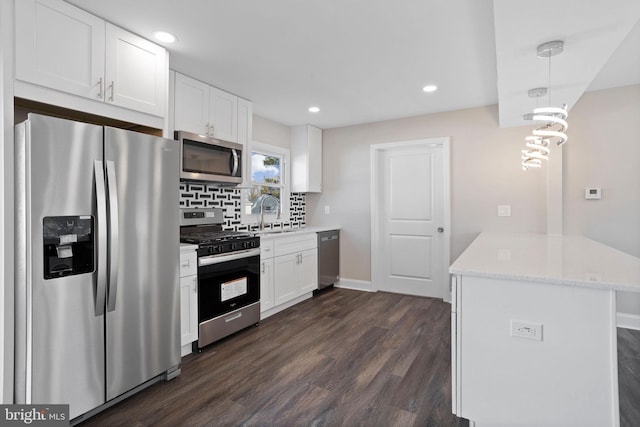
14,114,106,419
104,127,180,400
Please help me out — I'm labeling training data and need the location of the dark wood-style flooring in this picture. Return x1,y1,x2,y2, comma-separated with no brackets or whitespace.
79,288,640,427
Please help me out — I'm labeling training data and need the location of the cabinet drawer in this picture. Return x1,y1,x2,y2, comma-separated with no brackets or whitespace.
179,251,197,277
274,233,317,257
260,239,274,258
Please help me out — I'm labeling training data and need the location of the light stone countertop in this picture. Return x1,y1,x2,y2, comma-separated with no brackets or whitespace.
180,243,198,251
449,232,640,292
257,225,341,240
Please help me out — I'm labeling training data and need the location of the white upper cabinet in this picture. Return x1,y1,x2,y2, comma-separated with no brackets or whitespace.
104,24,167,117
174,73,210,136
291,125,323,193
174,72,240,143
16,0,105,99
15,0,167,118
210,86,238,143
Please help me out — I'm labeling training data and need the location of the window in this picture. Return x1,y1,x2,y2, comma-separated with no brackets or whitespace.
243,142,290,224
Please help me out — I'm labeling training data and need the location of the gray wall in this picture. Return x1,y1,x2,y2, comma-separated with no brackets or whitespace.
564,85,640,314
306,85,640,317
306,104,547,281
253,114,290,149
0,0,14,403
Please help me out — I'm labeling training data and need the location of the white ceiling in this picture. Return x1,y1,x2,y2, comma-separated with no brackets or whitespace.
65,0,640,129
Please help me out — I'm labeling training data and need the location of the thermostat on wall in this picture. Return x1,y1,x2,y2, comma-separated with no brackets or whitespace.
585,187,601,200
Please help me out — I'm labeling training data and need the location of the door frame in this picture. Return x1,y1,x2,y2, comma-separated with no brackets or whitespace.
370,137,451,301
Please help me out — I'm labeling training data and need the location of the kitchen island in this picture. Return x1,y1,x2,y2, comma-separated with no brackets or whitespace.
449,233,640,427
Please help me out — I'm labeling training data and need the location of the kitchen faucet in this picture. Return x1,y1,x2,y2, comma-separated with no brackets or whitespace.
259,195,280,230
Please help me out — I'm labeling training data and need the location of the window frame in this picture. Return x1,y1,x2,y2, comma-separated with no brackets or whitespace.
242,141,290,226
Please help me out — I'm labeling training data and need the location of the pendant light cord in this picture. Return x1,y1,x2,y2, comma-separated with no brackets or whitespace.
548,54,552,106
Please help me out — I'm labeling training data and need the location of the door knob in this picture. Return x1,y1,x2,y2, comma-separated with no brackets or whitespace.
437,227,444,233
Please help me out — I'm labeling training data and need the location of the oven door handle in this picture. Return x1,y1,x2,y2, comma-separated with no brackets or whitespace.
199,248,260,266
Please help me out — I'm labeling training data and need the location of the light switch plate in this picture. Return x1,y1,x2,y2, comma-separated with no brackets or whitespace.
497,205,511,217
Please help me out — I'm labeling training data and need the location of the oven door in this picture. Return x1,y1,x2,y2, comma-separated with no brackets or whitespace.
198,249,260,322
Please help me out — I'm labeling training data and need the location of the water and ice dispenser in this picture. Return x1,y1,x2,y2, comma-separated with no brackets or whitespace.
43,216,95,279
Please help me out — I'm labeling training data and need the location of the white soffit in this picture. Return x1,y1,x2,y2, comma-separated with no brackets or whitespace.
493,0,640,128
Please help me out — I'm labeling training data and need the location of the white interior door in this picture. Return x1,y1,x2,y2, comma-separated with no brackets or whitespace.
376,142,446,298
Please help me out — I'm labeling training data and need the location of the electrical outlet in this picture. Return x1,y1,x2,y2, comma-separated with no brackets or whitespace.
511,320,543,341
324,205,330,214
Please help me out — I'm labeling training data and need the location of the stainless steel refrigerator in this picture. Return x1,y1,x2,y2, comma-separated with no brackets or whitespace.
14,114,180,421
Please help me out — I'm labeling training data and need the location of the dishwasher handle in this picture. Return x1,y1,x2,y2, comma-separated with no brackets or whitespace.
321,235,338,242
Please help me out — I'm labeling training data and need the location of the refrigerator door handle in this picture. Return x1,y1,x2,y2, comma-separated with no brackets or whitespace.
94,160,107,316
106,160,119,312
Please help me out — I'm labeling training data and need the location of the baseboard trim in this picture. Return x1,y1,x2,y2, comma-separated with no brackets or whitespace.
617,313,640,330
260,292,313,320
336,278,375,292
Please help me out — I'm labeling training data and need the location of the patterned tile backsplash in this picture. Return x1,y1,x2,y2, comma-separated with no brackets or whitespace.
179,183,306,232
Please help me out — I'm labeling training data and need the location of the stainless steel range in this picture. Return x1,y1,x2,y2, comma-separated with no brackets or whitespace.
180,208,260,350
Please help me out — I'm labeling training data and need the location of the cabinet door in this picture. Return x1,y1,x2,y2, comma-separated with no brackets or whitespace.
291,125,323,193
274,254,297,306
104,23,167,116
298,248,318,295
260,258,274,312
180,275,198,347
174,73,210,136
307,126,323,192
210,86,238,142
16,0,105,100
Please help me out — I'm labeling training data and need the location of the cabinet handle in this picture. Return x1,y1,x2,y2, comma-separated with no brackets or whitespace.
97,77,103,99
261,262,265,273
209,124,214,137
108,81,115,102
181,259,190,268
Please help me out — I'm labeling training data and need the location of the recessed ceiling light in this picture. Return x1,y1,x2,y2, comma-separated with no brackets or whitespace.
153,31,177,44
308,106,320,113
422,85,438,93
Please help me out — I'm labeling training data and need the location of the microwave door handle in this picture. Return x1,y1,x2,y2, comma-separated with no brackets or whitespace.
106,160,119,312
231,149,239,177
94,161,107,316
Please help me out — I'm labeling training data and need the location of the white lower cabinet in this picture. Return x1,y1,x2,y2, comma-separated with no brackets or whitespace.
274,253,299,305
260,232,318,319
298,249,319,294
179,246,198,356
260,240,275,311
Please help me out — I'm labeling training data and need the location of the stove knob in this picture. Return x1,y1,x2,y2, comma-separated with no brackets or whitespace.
230,243,237,251
242,241,250,249
215,245,223,253
207,246,215,255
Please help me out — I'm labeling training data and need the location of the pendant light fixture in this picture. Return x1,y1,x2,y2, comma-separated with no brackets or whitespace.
521,87,549,170
521,40,568,171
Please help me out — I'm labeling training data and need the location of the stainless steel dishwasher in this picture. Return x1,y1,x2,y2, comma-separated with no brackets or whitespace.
317,230,340,291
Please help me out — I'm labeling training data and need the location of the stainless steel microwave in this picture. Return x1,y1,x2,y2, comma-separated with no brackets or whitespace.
175,131,243,184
